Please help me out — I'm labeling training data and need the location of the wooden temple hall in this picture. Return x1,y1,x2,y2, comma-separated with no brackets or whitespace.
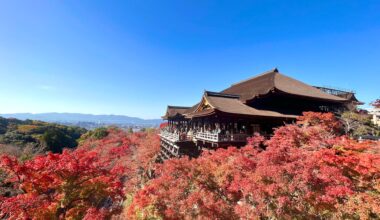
159,68,360,160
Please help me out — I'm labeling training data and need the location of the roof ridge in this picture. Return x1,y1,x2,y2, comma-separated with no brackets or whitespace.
230,68,279,86
205,91,240,99
167,105,191,109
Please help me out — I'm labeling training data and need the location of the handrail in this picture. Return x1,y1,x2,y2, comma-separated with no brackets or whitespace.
160,130,190,142
161,130,249,143
195,132,248,142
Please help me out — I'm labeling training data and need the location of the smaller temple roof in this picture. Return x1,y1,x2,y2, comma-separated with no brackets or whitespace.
162,106,191,119
187,91,297,119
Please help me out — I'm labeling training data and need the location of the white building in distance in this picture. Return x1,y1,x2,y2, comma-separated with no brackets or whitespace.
369,108,380,127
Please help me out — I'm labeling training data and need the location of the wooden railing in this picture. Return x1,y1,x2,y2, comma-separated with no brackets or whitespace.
195,132,248,142
160,131,190,142
161,130,249,143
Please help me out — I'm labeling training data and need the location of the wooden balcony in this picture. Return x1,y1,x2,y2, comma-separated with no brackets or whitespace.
160,130,191,142
160,130,249,144
160,131,179,142
195,132,248,143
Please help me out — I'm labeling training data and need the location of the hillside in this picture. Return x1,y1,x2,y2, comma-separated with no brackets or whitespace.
0,117,86,155
0,113,163,128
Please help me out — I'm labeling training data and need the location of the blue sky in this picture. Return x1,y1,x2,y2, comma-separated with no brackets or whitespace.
0,1,379,119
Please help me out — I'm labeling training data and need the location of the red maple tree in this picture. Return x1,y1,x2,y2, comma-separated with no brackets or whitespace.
159,122,169,129
371,99,380,108
0,131,130,219
78,128,161,198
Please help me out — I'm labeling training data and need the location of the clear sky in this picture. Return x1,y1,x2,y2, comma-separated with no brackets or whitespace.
0,1,379,119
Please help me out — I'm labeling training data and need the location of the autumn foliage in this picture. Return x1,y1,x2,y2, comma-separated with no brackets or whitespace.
1,112,379,219
127,112,380,219
0,144,128,219
159,122,168,129
371,99,380,108
0,128,160,219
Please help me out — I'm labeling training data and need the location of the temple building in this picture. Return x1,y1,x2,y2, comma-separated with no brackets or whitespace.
159,68,360,160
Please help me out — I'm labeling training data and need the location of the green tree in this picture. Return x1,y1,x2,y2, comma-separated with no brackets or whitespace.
92,127,109,139
41,128,77,153
128,127,134,134
340,111,378,137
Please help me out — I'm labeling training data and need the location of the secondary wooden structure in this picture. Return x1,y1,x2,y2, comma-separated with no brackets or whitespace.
159,68,360,160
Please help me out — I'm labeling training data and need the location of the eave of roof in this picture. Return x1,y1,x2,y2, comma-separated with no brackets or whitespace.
187,91,298,119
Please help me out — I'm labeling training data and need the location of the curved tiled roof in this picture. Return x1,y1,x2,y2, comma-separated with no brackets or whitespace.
221,68,347,102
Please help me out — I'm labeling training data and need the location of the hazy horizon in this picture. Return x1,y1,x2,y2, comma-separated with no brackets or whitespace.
0,112,162,120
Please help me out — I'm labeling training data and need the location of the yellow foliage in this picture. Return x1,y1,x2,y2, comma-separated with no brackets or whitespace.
17,125,39,133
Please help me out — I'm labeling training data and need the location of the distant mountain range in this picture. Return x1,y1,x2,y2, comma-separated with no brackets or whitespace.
0,113,163,127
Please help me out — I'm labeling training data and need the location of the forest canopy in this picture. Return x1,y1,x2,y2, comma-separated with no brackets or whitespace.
0,117,86,155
